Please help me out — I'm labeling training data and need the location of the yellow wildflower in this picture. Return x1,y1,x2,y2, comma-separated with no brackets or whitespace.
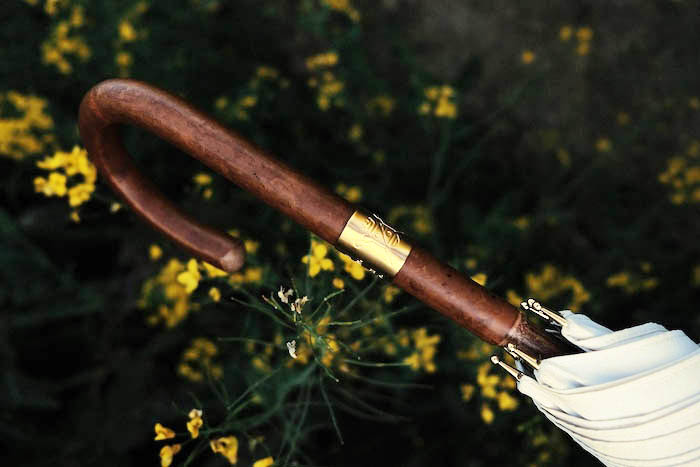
186,409,203,439
348,123,363,141
177,259,201,294
576,42,590,56
690,97,699,110
305,52,338,71
332,277,345,289
559,25,573,41
253,457,275,467
118,20,138,41
383,285,400,303
210,436,239,464
0,91,54,160
149,244,163,261
471,273,487,286
403,328,441,373
521,50,535,65
461,383,475,401
244,267,263,283
617,112,630,126
506,289,522,307
337,251,365,280
209,287,221,302
159,444,181,467
497,391,519,411
524,264,590,312
595,137,611,152
34,172,67,197
301,239,334,277
366,95,395,116
202,261,228,278
481,403,495,424
419,85,457,119
244,240,260,254
512,216,530,230
115,51,133,67
576,27,593,42
34,146,96,207
154,423,176,440
193,172,212,185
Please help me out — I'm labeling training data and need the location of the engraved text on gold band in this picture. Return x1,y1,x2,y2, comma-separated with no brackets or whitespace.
336,211,412,278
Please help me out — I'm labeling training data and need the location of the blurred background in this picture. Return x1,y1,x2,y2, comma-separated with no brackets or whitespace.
1,1,699,466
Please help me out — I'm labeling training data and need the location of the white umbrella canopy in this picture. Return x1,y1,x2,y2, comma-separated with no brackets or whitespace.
495,306,700,467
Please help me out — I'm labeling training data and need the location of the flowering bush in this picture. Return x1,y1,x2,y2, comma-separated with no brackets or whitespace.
2,1,698,466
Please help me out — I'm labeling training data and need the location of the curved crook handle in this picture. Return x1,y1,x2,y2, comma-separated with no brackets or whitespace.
79,79,575,359
78,79,354,272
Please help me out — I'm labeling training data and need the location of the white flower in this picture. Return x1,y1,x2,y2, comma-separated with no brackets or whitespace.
286,340,297,359
277,286,294,304
290,296,309,314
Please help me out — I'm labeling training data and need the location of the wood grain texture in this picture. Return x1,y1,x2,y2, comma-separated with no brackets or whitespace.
79,79,576,359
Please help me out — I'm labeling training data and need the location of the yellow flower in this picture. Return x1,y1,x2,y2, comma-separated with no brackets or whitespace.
576,27,593,42
690,97,700,110
576,42,590,56
34,172,67,196
186,409,203,439
332,277,345,289
461,383,475,401
67,183,94,206
149,244,163,261
383,285,400,303
69,210,80,223
118,20,137,41
159,444,181,467
559,25,573,41
177,259,201,294
116,51,133,67
348,123,363,141
301,240,334,277
210,436,239,464
193,172,212,185
497,390,519,411
239,95,257,108
471,273,487,286
244,240,260,254
337,251,365,280
209,287,221,302
617,112,630,126
305,52,338,70
521,50,535,65
403,328,441,373
481,403,495,424
202,261,228,278
595,138,611,152
253,457,275,467
154,423,176,440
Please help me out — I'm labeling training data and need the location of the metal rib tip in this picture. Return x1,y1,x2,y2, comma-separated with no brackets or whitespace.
490,354,523,381
506,343,541,370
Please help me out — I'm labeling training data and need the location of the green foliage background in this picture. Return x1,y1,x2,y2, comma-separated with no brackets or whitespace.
1,1,699,466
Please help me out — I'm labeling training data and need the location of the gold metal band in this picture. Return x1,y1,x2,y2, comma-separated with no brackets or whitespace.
336,211,412,278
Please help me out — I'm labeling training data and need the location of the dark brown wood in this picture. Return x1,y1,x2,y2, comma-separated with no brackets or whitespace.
393,246,574,359
78,79,575,358
79,79,354,271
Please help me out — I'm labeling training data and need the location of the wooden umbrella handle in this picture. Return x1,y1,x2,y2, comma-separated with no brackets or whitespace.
79,79,574,359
